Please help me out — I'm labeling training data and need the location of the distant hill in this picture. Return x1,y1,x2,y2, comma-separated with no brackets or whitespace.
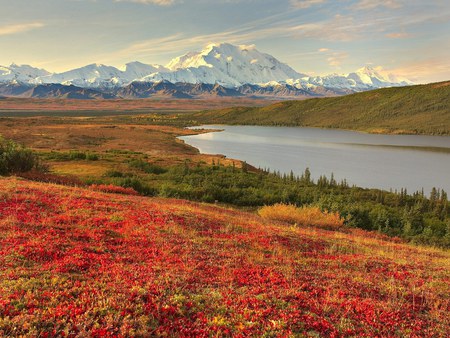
189,81,450,135
0,83,114,99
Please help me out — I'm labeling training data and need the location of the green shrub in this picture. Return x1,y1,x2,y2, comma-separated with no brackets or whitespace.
86,153,99,161
128,159,167,174
0,138,41,175
104,170,126,178
43,151,99,161
69,151,87,160
111,176,157,196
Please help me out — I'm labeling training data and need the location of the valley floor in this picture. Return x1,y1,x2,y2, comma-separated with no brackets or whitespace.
0,97,270,116
0,106,449,336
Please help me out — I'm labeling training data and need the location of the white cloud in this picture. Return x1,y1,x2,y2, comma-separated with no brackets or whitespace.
290,0,326,9
385,31,411,39
109,12,363,64
384,58,450,84
111,17,308,60
326,51,348,68
115,0,178,5
355,0,402,10
291,15,361,41
0,22,45,36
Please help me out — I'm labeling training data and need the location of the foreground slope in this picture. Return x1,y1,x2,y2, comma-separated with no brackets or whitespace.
190,81,450,135
0,177,449,336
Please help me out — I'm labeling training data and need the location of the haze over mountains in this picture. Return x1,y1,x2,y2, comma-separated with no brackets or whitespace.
0,43,412,99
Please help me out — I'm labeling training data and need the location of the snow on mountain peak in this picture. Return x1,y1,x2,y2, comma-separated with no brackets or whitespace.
356,65,388,80
120,61,168,80
162,42,306,86
0,43,413,91
345,65,411,88
0,64,51,83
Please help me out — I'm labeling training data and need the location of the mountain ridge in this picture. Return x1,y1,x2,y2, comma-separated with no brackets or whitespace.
0,43,412,99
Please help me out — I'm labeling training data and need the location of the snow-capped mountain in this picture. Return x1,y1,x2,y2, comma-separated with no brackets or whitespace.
120,61,169,81
0,43,412,99
286,66,411,91
347,65,410,88
36,63,125,88
0,64,51,84
151,43,306,87
35,61,172,88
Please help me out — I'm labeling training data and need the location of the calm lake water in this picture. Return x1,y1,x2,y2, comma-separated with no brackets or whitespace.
179,125,450,193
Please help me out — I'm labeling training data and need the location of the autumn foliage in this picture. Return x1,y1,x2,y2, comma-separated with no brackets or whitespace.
0,177,449,337
18,170,83,186
258,203,344,230
89,184,139,196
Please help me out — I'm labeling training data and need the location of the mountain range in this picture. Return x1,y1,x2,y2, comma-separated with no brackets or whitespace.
0,43,412,99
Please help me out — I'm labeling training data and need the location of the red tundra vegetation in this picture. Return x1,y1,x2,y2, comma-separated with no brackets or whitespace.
89,184,139,196
0,177,449,337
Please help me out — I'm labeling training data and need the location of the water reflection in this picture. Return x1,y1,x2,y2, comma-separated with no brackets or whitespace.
180,125,450,193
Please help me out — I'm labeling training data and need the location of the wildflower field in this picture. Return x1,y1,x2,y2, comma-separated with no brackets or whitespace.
0,177,449,337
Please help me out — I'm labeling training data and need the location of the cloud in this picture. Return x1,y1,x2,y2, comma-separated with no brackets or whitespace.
384,58,450,84
291,15,361,41
290,8,444,42
385,31,411,39
0,22,45,36
115,0,178,5
110,11,364,64
290,0,326,9
327,51,348,68
102,0,450,71
111,14,311,61
355,0,402,10
114,29,266,61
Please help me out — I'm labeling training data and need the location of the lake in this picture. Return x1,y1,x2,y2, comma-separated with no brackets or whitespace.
179,125,450,194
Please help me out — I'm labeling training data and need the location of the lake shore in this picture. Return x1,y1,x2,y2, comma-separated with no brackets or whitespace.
180,125,450,193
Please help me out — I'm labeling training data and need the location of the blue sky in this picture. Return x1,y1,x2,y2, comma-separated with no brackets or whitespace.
0,0,449,83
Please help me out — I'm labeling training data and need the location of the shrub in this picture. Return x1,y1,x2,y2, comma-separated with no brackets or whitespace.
104,170,126,178
110,176,157,196
128,159,167,174
69,151,87,160
258,203,344,230
85,153,99,161
0,138,41,175
44,151,99,161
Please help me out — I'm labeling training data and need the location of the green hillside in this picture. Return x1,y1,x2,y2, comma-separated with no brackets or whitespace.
188,81,450,135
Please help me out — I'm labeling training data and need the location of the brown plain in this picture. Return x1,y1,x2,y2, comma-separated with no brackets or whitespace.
0,99,268,177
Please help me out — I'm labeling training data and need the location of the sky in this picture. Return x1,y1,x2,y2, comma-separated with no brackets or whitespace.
0,0,449,83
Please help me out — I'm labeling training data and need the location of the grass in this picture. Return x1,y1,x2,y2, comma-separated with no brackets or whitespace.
185,81,450,135
51,162,109,177
0,115,248,185
0,177,448,336
258,204,344,230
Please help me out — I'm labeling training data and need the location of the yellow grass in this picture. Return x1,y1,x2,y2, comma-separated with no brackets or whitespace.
52,162,108,177
258,203,344,230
